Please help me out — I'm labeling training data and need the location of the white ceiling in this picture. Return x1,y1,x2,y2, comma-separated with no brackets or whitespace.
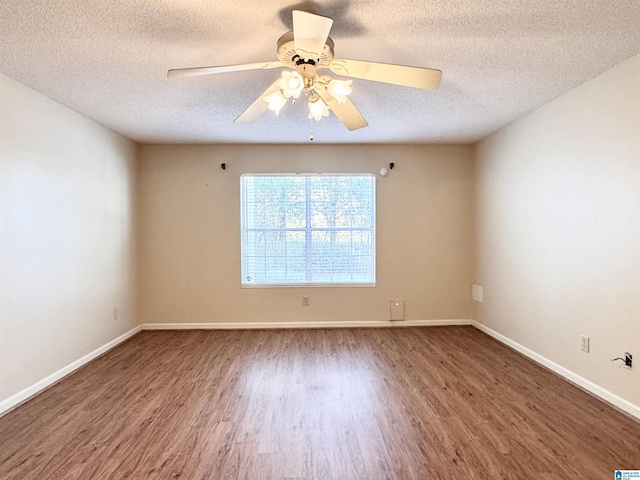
2,0,640,144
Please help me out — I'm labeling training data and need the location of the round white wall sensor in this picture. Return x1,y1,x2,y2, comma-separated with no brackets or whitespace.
379,168,388,177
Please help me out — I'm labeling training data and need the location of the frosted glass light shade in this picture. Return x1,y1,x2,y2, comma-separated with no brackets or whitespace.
308,95,330,121
279,71,304,99
326,79,352,104
263,90,287,116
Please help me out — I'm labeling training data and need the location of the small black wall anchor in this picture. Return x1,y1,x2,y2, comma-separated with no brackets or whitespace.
221,163,226,170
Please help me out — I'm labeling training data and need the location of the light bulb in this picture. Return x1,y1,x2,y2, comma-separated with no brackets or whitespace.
326,79,353,105
263,90,287,116
279,71,304,99
308,94,330,121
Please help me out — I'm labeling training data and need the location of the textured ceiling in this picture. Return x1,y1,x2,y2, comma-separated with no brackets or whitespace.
1,0,640,144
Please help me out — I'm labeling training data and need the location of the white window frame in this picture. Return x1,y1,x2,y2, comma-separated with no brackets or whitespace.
240,173,376,287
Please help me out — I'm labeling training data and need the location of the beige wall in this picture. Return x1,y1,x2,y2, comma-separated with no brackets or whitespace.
137,144,475,325
0,74,138,403
474,55,640,406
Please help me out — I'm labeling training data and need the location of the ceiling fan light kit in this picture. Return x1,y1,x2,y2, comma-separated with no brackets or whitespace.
168,10,442,131
279,71,303,99
308,93,330,121
326,79,352,105
262,90,288,116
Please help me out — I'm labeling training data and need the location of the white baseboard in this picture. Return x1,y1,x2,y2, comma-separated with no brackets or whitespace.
141,319,473,331
8,320,634,422
0,326,142,417
472,321,640,421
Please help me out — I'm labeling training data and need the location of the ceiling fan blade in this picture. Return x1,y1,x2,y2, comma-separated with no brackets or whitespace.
315,87,368,131
167,61,283,78
234,78,282,125
328,59,442,90
292,10,333,59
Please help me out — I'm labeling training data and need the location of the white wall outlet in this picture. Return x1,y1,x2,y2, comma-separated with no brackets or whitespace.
472,284,484,303
390,300,405,321
113,308,119,321
302,296,310,307
580,335,590,353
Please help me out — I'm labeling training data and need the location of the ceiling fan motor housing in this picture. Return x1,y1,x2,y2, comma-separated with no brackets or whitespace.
276,32,335,68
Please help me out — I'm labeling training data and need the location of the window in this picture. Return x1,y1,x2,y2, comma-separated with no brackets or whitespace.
241,174,375,286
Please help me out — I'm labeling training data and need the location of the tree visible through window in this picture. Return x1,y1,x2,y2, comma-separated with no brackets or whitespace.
241,174,376,286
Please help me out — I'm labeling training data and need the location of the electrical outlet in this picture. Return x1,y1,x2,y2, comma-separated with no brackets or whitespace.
113,308,119,321
302,296,310,307
625,352,632,369
580,335,589,353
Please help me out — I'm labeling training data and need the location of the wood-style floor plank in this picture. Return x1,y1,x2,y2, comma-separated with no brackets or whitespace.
0,327,638,479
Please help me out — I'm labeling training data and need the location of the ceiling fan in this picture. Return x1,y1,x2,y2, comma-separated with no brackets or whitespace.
168,10,442,131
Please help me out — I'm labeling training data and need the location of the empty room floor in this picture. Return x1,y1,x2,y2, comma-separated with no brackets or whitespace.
0,326,638,479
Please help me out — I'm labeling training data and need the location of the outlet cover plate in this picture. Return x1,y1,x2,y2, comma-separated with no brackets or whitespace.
581,335,590,353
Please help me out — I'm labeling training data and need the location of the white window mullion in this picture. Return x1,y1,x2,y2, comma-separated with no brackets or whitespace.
305,176,312,284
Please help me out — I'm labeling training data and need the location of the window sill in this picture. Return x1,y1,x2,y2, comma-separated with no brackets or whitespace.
241,283,376,289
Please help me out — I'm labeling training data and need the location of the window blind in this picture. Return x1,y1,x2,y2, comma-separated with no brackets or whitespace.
241,174,376,286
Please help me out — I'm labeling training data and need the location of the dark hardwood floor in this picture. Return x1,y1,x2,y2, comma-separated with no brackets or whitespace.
0,326,638,479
